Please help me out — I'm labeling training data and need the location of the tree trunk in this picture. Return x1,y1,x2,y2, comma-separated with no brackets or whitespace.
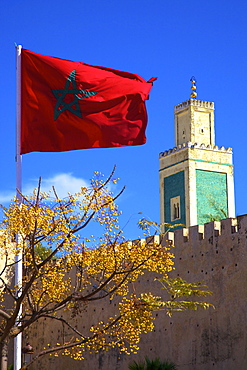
0,339,9,370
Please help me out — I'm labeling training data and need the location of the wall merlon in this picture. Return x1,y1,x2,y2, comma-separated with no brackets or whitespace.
132,238,146,246
220,218,237,235
173,227,189,244
146,235,161,245
160,232,174,246
204,221,221,239
237,214,247,234
191,224,205,241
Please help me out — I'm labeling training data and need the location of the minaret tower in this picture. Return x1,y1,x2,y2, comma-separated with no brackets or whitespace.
159,78,235,228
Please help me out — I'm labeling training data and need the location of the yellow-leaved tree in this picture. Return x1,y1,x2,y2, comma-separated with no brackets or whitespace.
0,168,212,370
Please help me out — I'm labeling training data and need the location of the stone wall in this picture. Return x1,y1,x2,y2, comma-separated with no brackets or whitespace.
159,215,247,369
27,216,247,370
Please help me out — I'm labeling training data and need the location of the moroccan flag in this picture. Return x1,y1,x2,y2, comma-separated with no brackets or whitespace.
20,49,156,154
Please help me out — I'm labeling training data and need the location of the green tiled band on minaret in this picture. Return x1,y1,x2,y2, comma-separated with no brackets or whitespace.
196,170,228,224
164,171,186,229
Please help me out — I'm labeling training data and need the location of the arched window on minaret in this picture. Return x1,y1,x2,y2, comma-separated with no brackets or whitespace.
174,204,177,220
170,196,181,221
176,202,180,219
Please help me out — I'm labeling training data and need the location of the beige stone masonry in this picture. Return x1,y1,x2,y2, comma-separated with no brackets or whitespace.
174,99,215,147
159,142,233,162
28,215,247,370
174,99,214,112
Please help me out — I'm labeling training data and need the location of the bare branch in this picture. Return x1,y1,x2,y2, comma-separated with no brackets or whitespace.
41,314,85,337
0,309,11,320
25,315,121,369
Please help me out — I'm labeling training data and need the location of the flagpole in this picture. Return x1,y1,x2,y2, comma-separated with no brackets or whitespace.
15,44,22,370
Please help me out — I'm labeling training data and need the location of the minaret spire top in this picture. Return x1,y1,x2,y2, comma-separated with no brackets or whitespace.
190,76,197,99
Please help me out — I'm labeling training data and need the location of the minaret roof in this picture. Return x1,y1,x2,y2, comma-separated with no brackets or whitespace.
174,99,214,113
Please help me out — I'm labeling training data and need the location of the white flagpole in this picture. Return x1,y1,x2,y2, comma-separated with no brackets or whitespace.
15,44,22,370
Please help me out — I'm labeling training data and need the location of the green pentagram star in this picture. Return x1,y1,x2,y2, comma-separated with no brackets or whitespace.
52,70,98,120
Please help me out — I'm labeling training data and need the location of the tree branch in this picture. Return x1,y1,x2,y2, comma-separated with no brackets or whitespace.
24,314,121,369
0,309,11,320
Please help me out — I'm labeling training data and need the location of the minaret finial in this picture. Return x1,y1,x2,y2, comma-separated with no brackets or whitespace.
190,76,197,99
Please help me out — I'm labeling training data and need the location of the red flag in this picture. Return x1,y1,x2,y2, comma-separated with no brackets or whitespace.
20,49,155,154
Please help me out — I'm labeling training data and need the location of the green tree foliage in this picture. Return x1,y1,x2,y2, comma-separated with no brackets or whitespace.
129,356,177,370
34,243,53,261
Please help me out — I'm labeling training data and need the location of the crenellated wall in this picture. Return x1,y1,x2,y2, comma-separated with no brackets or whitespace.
174,99,214,112
28,216,247,370
159,141,233,159
143,216,247,370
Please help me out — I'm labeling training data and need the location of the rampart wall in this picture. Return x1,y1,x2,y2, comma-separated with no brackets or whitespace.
28,215,247,370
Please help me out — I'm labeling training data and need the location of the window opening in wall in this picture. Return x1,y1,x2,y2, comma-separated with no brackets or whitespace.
170,196,181,221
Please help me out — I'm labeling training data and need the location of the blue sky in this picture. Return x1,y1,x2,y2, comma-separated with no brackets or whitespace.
1,0,247,240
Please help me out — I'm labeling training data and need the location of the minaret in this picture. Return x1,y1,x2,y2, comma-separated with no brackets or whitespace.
159,78,235,228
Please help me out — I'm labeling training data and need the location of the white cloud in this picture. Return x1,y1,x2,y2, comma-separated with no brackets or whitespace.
28,173,89,199
0,173,89,204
